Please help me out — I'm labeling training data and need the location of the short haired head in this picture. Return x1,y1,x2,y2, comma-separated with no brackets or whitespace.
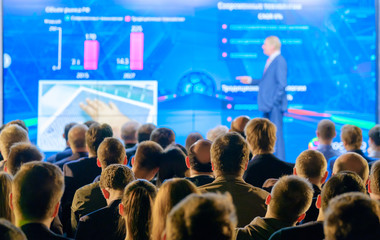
185,132,203,152
207,125,229,142
133,141,163,171
341,125,362,150
150,127,175,149
245,118,276,155
211,132,249,176
317,119,336,141
12,162,64,222
0,219,26,240
0,124,29,160
151,178,200,240
7,143,44,176
119,179,157,240
137,123,157,143
0,172,13,222
83,120,97,128
320,171,366,211
369,160,380,198
324,192,380,240
97,138,126,169
166,193,237,240
333,152,369,183
265,36,281,50
230,116,250,138
295,150,327,180
157,147,188,186
86,123,113,156
5,120,28,133
68,124,88,150
187,139,212,173
99,164,135,192
121,121,141,143
369,124,380,147
269,175,314,223
63,122,77,142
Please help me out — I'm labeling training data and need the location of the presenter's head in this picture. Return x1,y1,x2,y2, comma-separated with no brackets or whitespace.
262,36,281,56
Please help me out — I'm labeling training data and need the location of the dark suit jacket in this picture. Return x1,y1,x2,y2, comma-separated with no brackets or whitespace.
184,175,215,187
199,175,268,227
268,221,324,240
21,223,72,240
47,147,72,163
302,184,321,224
236,217,292,240
55,152,88,170
243,154,293,188
126,144,138,166
71,182,107,233
258,54,287,113
75,199,124,240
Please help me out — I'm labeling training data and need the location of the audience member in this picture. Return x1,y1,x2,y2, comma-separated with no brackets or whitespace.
126,123,157,165
71,137,126,233
206,125,229,142
11,162,70,240
332,152,369,183
199,132,268,227
236,176,313,240
315,119,340,160
55,124,88,169
230,115,250,138
151,178,199,240
6,142,44,176
166,193,237,240
324,192,380,240
156,146,188,186
75,164,135,240
184,139,214,187
150,127,175,149
131,141,163,181
269,171,366,240
121,120,141,149
0,172,13,222
368,124,380,159
119,179,157,240
47,122,77,163
327,124,373,179
185,132,203,152
0,219,26,240
83,120,98,128
243,118,293,189
294,150,328,223
0,124,29,171
369,160,380,200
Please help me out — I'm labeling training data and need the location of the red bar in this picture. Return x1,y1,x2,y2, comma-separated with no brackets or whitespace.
130,32,144,70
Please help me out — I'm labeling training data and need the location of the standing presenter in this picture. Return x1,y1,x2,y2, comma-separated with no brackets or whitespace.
237,36,287,161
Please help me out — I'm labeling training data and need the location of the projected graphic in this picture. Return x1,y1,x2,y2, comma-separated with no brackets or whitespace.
3,0,376,161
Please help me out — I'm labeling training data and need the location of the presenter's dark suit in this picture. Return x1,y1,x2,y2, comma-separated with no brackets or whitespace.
257,54,287,161
21,223,72,240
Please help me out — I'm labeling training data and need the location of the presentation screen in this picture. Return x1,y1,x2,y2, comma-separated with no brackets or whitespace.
3,0,376,160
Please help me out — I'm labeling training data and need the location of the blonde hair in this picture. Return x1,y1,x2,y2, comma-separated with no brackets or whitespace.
0,125,29,160
266,36,281,50
0,172,13,222
341,125,362,149
295,150,327,179
245,118,276,155
151,178,199,240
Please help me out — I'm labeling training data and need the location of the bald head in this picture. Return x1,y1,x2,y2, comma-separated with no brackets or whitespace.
333,153,369,183
230,116,250,138
68,124,88,153
121,121,141,145
188,140,212,173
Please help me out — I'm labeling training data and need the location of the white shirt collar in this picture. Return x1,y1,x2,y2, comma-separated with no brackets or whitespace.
269,50,281,61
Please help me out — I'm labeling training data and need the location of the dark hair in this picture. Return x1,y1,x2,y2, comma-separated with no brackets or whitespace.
99,164,135,191
134,141,163,171
188,139,212,173
137,123,157,143
97,138,126,169
317,119,336,140
369,124,380,146
150,127,175,149
64,122,77,142
83,120,98,128
86,123,113,156
7,143,44,175
119,180,157,240
156,147,188,186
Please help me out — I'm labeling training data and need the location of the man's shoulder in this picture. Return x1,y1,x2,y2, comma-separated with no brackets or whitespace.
21,223,72,240
269,221,324,240
199,177,268,196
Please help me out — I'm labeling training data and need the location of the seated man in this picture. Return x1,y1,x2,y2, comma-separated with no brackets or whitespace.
6,142,44,176
165,193,237,240
369,160,380,201
368,124,380,160
244,118,293,189
269,171,366,240
0,218,26,240
294,150,328,223
199,132,268,227
70,137,127,234
315,120,340,160
324,192,380,240
55,124,88,169
230,116,250,138
75,164,135,240
47,122,76,163
150,127,176,149
184,139,214,187
332,152,369,183
206,125,229,142
185,132,203,152
131,141,163,181
236,176,314,240
327,124,373,179
11,162,71,240
120,120,140,149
